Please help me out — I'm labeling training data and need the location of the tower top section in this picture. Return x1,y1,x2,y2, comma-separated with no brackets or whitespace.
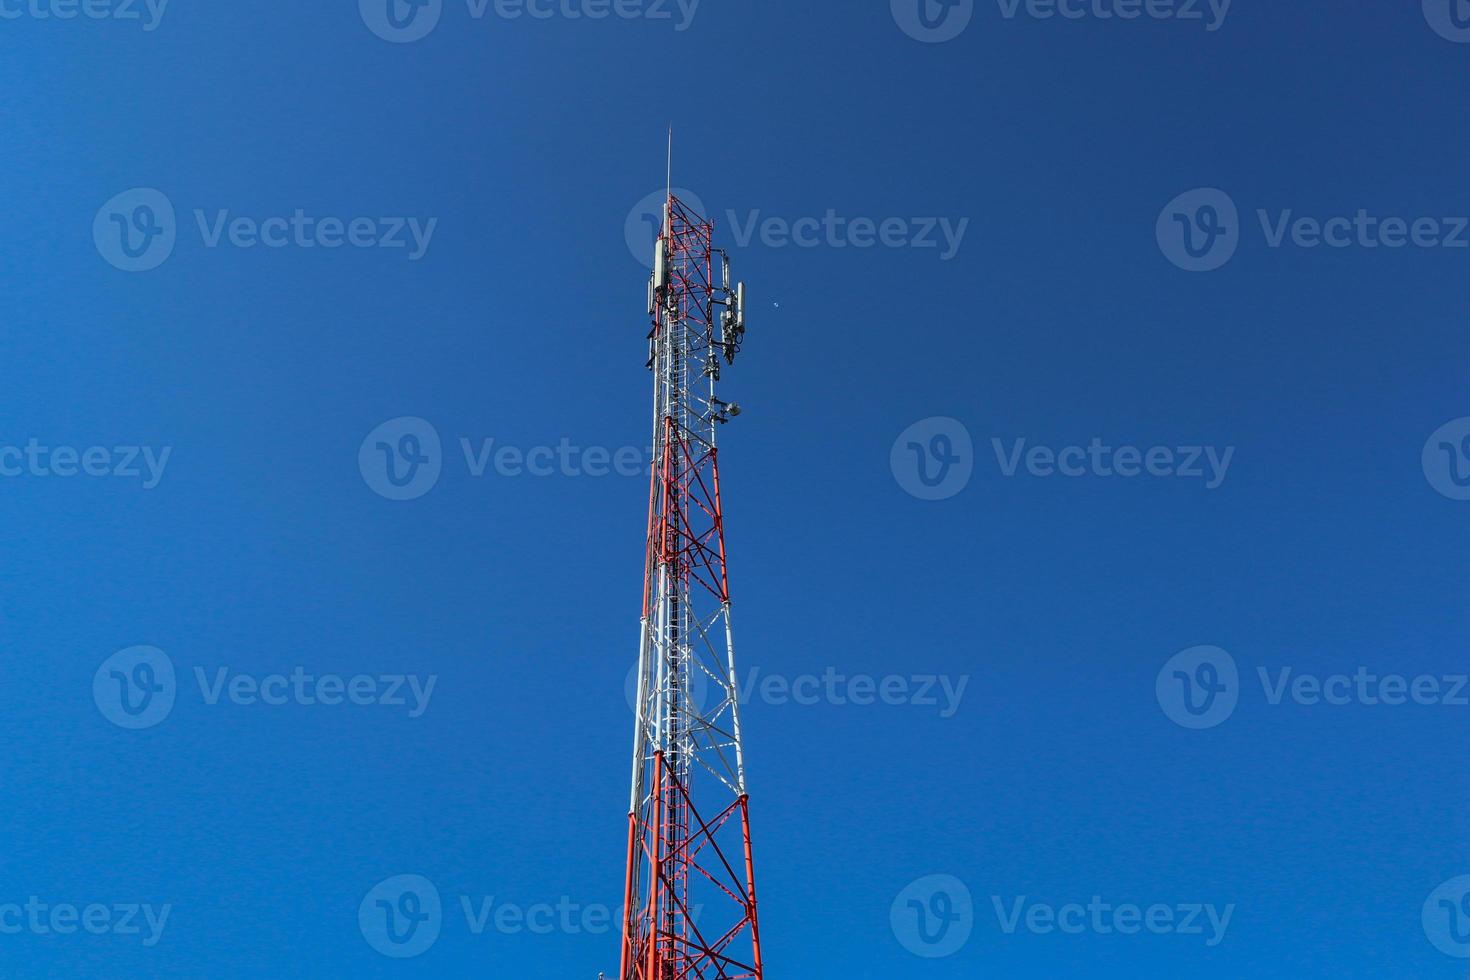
647,192,747,376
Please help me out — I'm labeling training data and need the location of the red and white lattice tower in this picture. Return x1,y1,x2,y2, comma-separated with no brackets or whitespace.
618,183,764,980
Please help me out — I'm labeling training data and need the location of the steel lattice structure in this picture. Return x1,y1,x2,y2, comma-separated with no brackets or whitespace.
619,191,764,980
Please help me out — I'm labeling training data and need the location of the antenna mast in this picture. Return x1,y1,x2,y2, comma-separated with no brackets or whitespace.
619,154,760,980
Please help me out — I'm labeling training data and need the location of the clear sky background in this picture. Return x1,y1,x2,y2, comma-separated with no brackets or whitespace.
3,1,1470,977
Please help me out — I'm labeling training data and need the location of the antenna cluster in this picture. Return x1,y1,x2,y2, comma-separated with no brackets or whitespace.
645,201,747,378
715,248,747,368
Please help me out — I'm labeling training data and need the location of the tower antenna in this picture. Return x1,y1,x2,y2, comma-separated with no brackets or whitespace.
619,158,760,980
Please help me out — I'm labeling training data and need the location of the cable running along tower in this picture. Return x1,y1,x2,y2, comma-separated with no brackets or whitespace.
618,172,764,979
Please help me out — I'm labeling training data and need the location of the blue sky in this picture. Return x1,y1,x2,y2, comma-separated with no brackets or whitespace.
4,1,1470,977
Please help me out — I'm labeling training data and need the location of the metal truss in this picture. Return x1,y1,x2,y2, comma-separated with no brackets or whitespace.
620,194,764,980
